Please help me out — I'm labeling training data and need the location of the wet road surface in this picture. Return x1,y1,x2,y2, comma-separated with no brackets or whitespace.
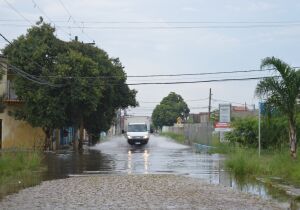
44,135,230,185
91,135,226,181
40,135,296,208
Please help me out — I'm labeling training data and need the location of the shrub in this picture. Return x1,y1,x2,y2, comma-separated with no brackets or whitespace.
225,115,292,149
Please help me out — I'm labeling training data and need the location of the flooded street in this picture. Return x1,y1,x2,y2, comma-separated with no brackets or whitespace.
40,135,297,208
43,135,226,182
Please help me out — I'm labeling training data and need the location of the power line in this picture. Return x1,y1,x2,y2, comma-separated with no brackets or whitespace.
3,67,285,79
31,0,70,38
0,32,60,75
132,105,210,109
3,0,34,25
139,97,208,103
0,33,12,44
2,23,300,30
0,33,64,87
45,23,300,29
126,76,279,86
211,98,247,106
46,67,294,79
2,18,300,25
56,0,95,43
125,69,278,78
0,63,64,87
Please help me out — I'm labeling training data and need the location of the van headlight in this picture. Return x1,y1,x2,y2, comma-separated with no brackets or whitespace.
127,135,132,139
143,135,149,139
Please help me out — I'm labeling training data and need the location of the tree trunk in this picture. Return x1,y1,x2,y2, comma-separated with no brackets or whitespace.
72,126,78,150
78,118,84,150
289,120,297,159
91,134,99,145
43,128,51,151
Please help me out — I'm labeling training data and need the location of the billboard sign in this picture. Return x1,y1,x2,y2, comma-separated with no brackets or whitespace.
219,103,231,123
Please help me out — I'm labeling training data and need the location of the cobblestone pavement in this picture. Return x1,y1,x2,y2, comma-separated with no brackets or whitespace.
0,174,284,210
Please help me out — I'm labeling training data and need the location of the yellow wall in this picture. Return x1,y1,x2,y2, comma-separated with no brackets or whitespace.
0,59,45,149
0,108,45,149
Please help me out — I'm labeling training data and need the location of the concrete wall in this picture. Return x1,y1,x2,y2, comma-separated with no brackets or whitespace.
0,108,45,149
162,123,214,146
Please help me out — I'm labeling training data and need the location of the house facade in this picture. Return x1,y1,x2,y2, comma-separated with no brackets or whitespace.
0,56,45,149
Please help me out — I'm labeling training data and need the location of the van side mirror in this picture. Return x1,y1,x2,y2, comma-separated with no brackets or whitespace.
150,128,154,134
122,130,125,134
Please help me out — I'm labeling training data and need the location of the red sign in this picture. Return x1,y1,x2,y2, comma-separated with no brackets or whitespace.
214,122,230,128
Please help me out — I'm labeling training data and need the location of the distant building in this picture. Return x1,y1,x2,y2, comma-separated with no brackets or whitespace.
188,112,209,123
231,105,258,119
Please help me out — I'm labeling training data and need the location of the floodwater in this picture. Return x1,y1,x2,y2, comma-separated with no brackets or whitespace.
42,135,299,209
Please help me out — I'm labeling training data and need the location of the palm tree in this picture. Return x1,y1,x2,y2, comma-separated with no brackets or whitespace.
255,57,300,158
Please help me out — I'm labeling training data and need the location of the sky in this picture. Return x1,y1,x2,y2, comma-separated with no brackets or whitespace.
1,0,300,116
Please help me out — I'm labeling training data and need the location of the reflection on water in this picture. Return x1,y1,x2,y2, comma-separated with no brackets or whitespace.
127,149,150,175
42,149,115,180
143,150,149,174
40,135,299,209
127,150,132,174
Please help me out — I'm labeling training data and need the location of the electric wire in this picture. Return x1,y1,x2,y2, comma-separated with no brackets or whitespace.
2,23,300,30
31,0,70,38
0,33,65,87
2,19,300,24
4,68,285,79
0,63,64,87
139,97,208,104
3,0,34,25
1,22,300,29
126,76,279,86
211,98,248,106
0,31,287,87
57,0,95,43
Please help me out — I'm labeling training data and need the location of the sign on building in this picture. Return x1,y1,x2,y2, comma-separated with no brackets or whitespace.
219,103,231,123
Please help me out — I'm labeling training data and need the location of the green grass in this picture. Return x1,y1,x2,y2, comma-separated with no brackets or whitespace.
161,132,186,144
225,148,263,177
209,137,234,154
212,144,300,185
0,151,45,199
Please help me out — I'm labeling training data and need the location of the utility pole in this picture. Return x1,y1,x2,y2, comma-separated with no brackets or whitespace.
208,88,212,123
258,102,261,157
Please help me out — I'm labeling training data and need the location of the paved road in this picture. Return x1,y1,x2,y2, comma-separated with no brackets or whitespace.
0,175,283,210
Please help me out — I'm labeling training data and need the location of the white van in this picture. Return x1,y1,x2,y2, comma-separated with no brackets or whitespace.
125,123,149,145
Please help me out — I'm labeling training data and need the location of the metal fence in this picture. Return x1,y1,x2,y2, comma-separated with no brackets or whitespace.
162,123,214,146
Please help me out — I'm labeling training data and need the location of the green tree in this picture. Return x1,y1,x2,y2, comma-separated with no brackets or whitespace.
84,58,137,144
3,22,137,150
255,57,300,158
152,92,189,128
64,42,137,146
3,23,67,149
54,48,103,149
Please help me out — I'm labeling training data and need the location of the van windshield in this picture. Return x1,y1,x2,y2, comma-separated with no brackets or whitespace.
128,124,147,132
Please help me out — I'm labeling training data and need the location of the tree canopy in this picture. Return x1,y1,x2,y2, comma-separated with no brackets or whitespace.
152,92,189,128
3,22,137,149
